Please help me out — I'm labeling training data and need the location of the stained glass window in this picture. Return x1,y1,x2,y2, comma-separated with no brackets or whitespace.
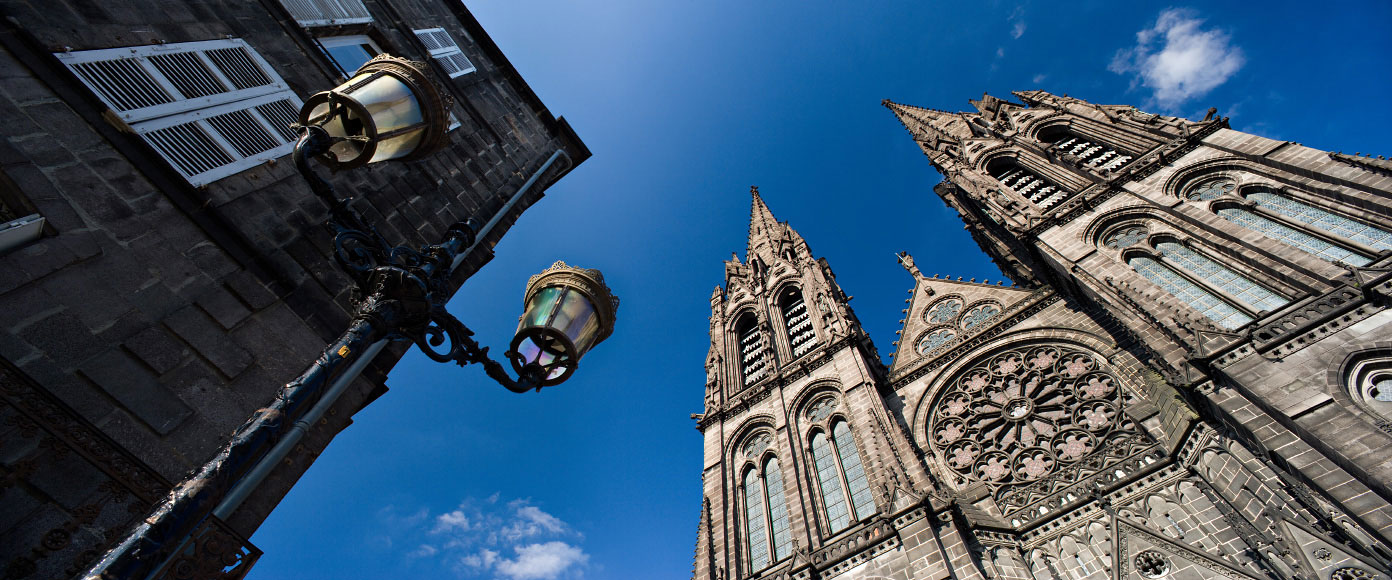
1130,256,1253,329
917,328,956,355
765,458,792,561
1155,242,1287,313
1216,207,1370,266
743,468,768,569
1186,178,1235,201
811,431,851,532
1248,190,1392,252
925,298,963,324
1104,226,1148,250
833,421,877,521
807,397,838,422
961,303,1001,330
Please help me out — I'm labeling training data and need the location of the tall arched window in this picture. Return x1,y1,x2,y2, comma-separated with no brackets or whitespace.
810,420,875,533
779,286,817,359
1105,225,1288,329
987,157,1073,210
1188,178,1392,267
743,457,792,570
1038,126,1134,172
736,314,768,387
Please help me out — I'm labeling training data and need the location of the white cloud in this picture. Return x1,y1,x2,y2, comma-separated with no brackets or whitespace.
433,509,471,534
461,549,500,570
996,46,1006,59
1009,6,1027,39
1032,73,1047,84
502,504,568,541
409,545,439,559
494,542,589,580
1109,8,1244,110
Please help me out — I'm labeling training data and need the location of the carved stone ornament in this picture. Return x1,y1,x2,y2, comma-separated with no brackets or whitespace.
929,345,1139,505
1331,568,1376,580
1133,550,1171,578
807,396,838,422
743,431,773,459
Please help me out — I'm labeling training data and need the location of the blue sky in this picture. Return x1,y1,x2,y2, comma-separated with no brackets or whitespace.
248,2,1392,579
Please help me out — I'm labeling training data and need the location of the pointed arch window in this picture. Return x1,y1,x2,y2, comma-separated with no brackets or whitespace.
1106,226,1287,329
743,457,792,570
810,420,875,533
779,286,818,359
1188,179,1392,267
987,157,1073,210
1038,126,1134,172
736,314,769,387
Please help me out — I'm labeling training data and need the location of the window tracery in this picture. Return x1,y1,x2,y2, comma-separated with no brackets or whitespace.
1248,189,1392,252
1155,241,1288,313
929,345,1142,513
917,328,957,355
1346,355,1392,431
925,297,963,324
741,451,791,571
810,420,876,533
1216,207,1371,265
961,303,1001,330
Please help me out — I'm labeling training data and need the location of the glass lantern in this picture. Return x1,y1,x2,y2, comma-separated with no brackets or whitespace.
511,261,619,386
297,54,452,169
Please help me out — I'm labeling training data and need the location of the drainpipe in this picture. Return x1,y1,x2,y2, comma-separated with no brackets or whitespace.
212,148,569,521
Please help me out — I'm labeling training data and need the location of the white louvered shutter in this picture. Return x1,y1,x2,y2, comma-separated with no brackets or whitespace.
412,28,476,78
57,39,303,187
278,0,372,27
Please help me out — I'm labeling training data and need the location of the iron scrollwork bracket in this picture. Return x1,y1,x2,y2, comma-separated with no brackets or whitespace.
295,126,543,393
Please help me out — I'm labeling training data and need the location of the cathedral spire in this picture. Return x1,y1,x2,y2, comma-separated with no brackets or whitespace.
746,185,783,261
882,99,959,144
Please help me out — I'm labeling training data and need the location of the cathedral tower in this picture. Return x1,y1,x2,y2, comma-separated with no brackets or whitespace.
693,94,1392,580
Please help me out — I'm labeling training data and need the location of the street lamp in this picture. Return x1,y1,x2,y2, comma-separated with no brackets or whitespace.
85,55,616,580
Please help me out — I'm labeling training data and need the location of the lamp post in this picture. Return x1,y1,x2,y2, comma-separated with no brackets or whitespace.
83,55,616,580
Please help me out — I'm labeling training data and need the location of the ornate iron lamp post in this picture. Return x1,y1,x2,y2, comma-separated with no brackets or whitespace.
83,55,617,580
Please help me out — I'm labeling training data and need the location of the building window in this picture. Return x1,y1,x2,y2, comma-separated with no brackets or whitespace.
0,171,44,254
57,39,302,187
987,157,1072,210
1155,241,1287,314
317,35,381,79
412,28,477,78
278,0,372,27
1347,355,1392,432
736,315,768,387
810,420,875,534
779,287,817,359
1104,225,1287,329
1037,127,1134,172
743,456,791,571
1188,179,1392,267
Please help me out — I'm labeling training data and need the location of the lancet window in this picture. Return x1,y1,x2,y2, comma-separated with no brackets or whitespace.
1038,126,1134,172
987,157,1073,210
741,453,792,570
1104,224,1288,329
736,314,769,387
810,421,875,533
779,286,817,359
1188,178,1392,267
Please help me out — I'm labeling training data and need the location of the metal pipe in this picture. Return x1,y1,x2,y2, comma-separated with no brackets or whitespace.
212,147,568,520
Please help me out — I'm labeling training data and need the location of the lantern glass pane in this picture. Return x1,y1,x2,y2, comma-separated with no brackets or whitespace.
521,286,564,329
308,99,368,163
347,74,423,133
556,290,600,355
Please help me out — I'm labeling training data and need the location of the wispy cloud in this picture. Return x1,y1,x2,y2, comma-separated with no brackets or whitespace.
1008,6,1027,39
1108,8,1244,111
384,496,588,579
1032,73,1047,85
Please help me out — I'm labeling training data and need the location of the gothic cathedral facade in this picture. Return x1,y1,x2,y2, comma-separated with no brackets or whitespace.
691,91,1392,580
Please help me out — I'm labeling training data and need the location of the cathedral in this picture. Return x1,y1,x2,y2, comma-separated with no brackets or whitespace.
691,91,1392,580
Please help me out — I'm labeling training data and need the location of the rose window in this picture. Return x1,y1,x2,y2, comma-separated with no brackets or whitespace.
925,298,963,324
961,303,1001,330
929,345,1132,492
917,328,957,355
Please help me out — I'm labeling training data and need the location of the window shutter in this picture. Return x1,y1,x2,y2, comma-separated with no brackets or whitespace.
57,39,303,187
277,0,372,27
412,28,476,78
